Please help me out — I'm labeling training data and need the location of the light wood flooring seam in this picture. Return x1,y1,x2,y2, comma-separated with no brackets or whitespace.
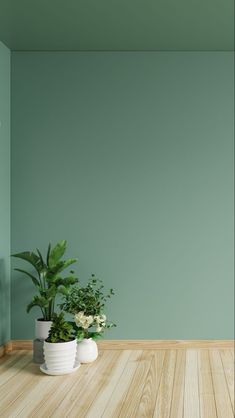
219,350,234,413
197,351,201,418
177,350,186,418
208,350,219,418
92,349,133,417
167,350,178,418
209,350,219,418
152,350,167,417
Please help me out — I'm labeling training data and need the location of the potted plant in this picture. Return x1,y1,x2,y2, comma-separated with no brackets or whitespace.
61,275,116,363
42,312,77,375
12,240,78,362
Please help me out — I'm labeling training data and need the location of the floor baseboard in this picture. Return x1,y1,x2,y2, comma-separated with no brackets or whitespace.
9,339,235,351
0,341,13,358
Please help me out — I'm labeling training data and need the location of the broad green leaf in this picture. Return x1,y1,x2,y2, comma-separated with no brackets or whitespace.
49,240,67,267
54,276,78,287
58,258,77,272
46,259,77,279
26,295,49,313
14,268,40,288
11,251,42,273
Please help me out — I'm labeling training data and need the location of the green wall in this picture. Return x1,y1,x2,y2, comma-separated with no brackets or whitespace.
11,52,234,339
0,0,234,51
0,41,11,345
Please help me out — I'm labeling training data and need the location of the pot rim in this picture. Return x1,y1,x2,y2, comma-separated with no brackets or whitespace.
36,318,53,322
44,339,76,346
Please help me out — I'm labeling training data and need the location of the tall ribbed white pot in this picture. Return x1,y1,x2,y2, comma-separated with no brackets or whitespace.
35,319,52,340
44,339,77,373
34,319,53,364
76,338,98,364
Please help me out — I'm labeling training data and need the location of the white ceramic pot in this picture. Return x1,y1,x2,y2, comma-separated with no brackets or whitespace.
76,338,98,364
35,319,52,340
43,339,77,373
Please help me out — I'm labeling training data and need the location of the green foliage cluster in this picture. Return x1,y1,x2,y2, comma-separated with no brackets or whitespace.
61,275,114,316
61,275,116,340
46,312,74,343
12,240,78,321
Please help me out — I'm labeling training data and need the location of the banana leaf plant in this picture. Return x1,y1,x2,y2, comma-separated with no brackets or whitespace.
12,240,78,321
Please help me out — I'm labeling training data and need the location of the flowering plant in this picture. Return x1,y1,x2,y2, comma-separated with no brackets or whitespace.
61,275,116,340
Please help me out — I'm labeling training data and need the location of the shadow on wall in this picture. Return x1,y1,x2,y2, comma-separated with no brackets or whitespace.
0,258,7,344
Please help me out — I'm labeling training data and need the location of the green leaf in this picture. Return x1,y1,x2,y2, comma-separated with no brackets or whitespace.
26,295,49,313
88,332,102,340
11,251,42,273
55,276,78,287
46,243,51,267
76,330,85,341
47,259,77,279
59,259,77,272
36,248,45,268
14,268,40,288
57,285,69,295
47,312,74,343
45,285,57,299
49,240,67,267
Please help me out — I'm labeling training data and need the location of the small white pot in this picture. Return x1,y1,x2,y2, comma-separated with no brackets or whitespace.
35,319,52,340
43,339,77,373
76,338,98,364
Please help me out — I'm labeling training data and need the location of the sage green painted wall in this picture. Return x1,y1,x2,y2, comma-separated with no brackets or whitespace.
0,41,11,345
0,0,234,51
11,52,234,339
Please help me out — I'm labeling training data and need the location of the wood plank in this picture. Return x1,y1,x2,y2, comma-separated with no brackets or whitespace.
85,350,132,418
220,349,234,412
0,348,233,418
229,349,234,360
67,350,125,418
0,351,32,387
10,339,235,351
50,350,120,418
184,350,200,418
4,367,72,417
118,350,153,418
210,349,234,418
136,350,165,418
28,351,105,418
0,350,25,367
0,361,41,416
169,350,185,418
198,350,217,418
102,350,142,418
153,350,176,418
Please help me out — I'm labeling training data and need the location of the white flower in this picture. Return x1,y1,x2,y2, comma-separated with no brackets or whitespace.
74,311,85,327
94,315,100,323
96,325,103,333
75,312,94,329
100,314,106,323
83,315,94,329
94,313,106,324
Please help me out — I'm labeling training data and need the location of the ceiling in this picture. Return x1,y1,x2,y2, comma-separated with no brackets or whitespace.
0,0,234,51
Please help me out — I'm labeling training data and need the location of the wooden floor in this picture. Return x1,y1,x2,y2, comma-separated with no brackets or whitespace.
0,349,234,418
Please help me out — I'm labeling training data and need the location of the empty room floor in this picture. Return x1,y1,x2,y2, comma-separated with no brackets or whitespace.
0,348,234,418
